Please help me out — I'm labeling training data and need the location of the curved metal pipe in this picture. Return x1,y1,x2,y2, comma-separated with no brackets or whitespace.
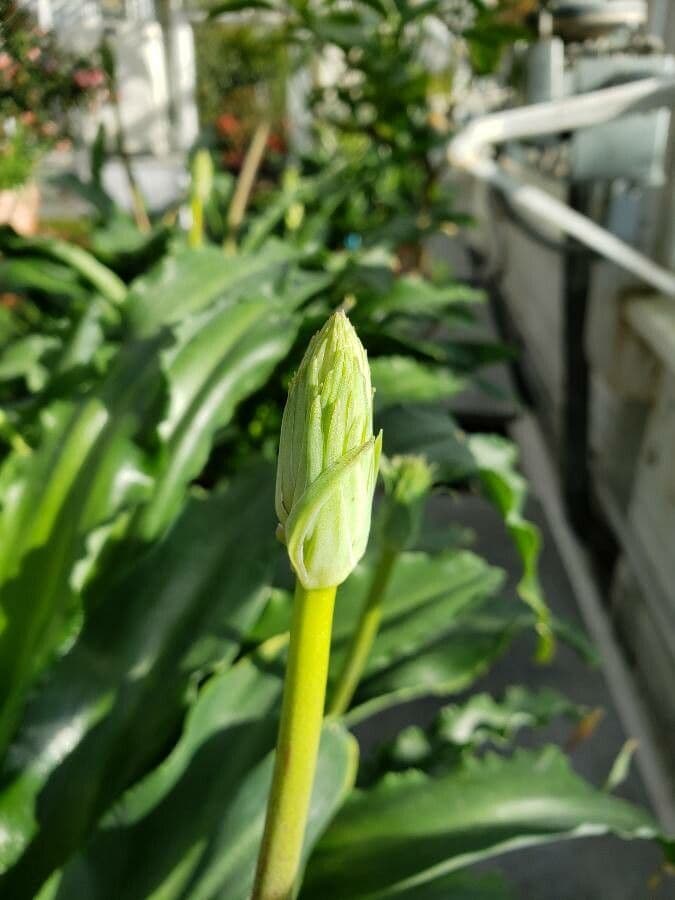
449,77,675,297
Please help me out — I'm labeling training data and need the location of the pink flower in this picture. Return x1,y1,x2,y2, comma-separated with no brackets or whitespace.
73,67,105,90
0,52,12,71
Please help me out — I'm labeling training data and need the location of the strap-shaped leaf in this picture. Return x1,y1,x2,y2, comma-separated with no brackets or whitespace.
49,655,356,900
302,747,672,899
0,470,277,896
136,299,298,539
0,229,126,304
126,241,296,335
0,336,168,756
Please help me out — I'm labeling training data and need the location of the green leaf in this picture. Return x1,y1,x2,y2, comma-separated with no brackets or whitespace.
126,241,296,336
434,687,582,749
604,739,639,793
371,357,464,408
306,9,378,47
208,0,278,16
348,610,592,729
346,610,518,723
368,687,584,781
0,257,87,301
363,275,484,321
0,337,167,756
50,657,357,900
0,230,126,305
376,406,554,660
468,434,554,662
302,747,672,899
134,298,298,539
253,549,507,715
331,551,503,696
375,404,477,482
373,870,517,899
0,470,277,895
0,334,61,391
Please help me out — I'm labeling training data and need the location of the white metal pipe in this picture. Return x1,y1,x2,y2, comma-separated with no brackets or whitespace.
449,77,675,297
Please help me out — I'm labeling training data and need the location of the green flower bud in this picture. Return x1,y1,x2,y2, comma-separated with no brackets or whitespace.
378,454,435,551
191,149,213,202
276,310,382,589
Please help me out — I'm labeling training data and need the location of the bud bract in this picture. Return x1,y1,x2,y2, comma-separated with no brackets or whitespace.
275,310,382,589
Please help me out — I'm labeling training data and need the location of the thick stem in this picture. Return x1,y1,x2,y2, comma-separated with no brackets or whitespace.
252,581,336,900
328,547,398,717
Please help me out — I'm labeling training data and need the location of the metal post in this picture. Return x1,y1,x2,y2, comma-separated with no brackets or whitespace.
562,183,592,532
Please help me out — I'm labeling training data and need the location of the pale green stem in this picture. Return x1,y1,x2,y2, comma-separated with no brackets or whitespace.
251,581,336,900
328,546,398,717
188,195,204,248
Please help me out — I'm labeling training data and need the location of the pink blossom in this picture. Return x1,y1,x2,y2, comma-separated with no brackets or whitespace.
73,67,105,90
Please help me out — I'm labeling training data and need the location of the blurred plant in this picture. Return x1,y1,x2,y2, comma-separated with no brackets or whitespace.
194,19,288,173
0,1,105,189
208,0,530,260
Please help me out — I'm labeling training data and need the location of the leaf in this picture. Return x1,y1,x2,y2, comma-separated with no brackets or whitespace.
376,406,554,660
253,549,507,715
371,357,464,408
301,747,672,899
373,870,517,899
434,687,583,749
0,337,167,756
134,298,299,539
362,275,484,321
126,241,296,336
0,334,60,391
331,551,503,694
0,257,88,301
468,434,554,662
0,230,126,305
375,404,477,482
367,687,584,782
51,658,357,900
208,0,278,15
0,470,277,896
306,9,378,47
349,608,594,731
346,610,518,723
604,739,639,793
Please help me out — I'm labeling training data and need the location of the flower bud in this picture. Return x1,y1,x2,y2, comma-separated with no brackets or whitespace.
275,310,382,589
191,149,213,202
378,454,435,551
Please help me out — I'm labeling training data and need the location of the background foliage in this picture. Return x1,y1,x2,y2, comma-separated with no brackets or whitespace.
0,0,672,896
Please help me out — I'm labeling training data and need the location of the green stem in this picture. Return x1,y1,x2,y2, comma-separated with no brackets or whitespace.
328,546,398,717
252,581,336,900
188,195,203,248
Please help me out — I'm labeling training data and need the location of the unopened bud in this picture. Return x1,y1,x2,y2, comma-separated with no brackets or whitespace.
275,311,382,589
378,454,435,551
